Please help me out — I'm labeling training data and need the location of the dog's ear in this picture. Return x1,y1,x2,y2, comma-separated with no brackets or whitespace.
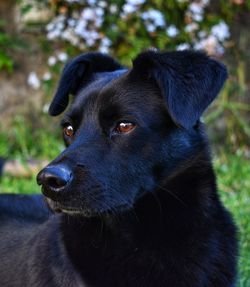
132,50,227,129
49,52,122,116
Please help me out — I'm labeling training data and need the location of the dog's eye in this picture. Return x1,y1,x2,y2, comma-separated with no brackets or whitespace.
115,122,136,134
63,125,74,137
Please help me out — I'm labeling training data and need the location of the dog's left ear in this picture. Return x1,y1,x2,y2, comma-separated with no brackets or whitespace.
132,50,227,129
49,52,122,116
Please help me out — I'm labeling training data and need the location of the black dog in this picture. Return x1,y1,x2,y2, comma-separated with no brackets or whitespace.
0,50,238,286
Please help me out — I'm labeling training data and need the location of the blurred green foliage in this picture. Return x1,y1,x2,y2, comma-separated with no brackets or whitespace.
43,0,230,63
0,20,16,72
0,115,63,160
205,61,250,148
0,19,26,73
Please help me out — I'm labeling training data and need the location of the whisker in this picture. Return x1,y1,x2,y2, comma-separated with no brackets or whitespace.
155,184,187,207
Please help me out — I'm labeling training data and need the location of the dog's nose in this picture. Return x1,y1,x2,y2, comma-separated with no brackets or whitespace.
37,165,72,197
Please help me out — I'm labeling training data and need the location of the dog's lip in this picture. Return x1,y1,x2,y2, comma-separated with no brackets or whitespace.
45,197,94,216
45,197,63,213
45,197,75,213
45,197,132,217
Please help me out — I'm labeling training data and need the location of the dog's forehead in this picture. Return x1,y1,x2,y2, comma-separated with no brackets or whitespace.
67,67,163,122
71,69,127,111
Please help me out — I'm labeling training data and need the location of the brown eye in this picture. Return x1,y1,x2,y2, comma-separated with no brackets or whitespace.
63,125,74,137
116,122,136,134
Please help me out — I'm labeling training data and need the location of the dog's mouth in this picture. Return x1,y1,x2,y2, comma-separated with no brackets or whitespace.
45,196,132,218
45,197,94,217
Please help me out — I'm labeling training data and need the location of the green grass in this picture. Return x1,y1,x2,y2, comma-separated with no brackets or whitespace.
214,152,250,287
0,116,63,160
0,121,249,286
0,175,40,194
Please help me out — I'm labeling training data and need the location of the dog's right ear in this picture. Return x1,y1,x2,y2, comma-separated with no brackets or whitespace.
49,53,122,116
131,50,227,129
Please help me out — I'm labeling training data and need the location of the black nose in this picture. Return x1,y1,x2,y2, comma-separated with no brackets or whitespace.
37,165,72,198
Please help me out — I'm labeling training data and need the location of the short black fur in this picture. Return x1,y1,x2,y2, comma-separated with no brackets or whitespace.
0,50,238,287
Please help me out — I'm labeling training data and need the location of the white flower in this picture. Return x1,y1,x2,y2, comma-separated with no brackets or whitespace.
146,23,156,33
95,7,104,18
142,10,166,27
193,13,203,22
85,38,95,47
188,2,206,22
46,23,54,31
42,72,52,81
109,4,118,14
73,6,104,45
189,3,203,15
47,32,55,40
127,0,145,5
99,45,109,54
75,19,87,36
76,7,104,29
166,25,179,37
176,43,190,51
57,52,68,62
42,103,50,114
66,0,84,2
68,18,76,27
194,35,225,55
61,29,80,46
122,0,145,16
185,23,198,33
82,7,96,21
198,30,207,39
27,72,40,90
48,56,57,66
56,22,64,31
211,21,230,41
99,36,112,53
101,37,112,47
47,30,61,40
87,0,97,5
123,3,138,15
141,9,166,32
86,31,100,46
99,1,107,8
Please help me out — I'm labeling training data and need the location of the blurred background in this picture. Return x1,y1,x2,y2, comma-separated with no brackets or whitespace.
0,0,249,286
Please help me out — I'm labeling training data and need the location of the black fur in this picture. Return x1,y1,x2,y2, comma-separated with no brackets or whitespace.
0,50,238,286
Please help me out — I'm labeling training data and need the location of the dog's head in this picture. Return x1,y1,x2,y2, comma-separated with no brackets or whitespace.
37,50,227,217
